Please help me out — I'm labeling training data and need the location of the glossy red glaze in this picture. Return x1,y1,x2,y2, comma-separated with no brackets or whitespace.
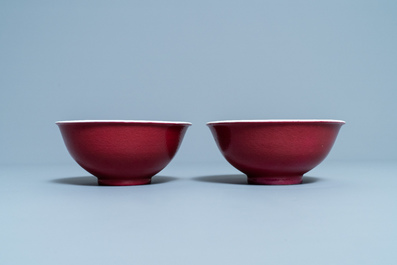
57,120,191,186
207,120,345,185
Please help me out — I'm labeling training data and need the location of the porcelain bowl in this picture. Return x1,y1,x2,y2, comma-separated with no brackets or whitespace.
57,120,191,186
207,120,345,185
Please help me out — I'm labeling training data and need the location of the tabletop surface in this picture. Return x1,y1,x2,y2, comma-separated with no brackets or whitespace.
1,161,396,265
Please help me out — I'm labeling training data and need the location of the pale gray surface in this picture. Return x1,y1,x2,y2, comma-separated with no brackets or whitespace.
1,0,397,165
1,161,396,264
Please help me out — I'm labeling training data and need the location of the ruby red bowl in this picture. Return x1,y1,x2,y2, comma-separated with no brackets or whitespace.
207,120,345,185
57,120,191,186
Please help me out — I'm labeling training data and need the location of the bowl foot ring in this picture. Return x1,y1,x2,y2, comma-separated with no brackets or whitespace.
247,175,303,185
98,178,152,186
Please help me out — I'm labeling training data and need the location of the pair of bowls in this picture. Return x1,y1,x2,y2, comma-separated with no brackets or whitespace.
57,119,345,186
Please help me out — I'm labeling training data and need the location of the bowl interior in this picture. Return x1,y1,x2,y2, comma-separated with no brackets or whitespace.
207,119,345,125
57,120,192,126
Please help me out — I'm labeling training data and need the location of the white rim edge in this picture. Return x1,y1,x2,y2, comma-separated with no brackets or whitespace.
56,120,192,125
207,119,346,125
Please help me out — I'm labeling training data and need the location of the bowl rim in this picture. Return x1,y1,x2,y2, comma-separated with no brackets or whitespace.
207,119,345,125
56,120,192,125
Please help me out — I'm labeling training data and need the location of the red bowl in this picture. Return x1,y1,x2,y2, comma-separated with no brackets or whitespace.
57,120,191,186
207,120,345,185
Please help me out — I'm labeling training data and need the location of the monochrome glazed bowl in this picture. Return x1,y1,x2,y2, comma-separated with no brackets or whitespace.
207,120,345,185
57,120,191,186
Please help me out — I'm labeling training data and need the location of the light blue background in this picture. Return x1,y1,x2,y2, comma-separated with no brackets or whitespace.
1,0,396,165
1,2,397,264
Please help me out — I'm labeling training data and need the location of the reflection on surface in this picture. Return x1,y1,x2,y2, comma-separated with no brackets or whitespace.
193,174,247,185
193,174,321,185
151,176,179,184
301,176,321,184
52,176,97,186
51,175,321,186
51,175,178,186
